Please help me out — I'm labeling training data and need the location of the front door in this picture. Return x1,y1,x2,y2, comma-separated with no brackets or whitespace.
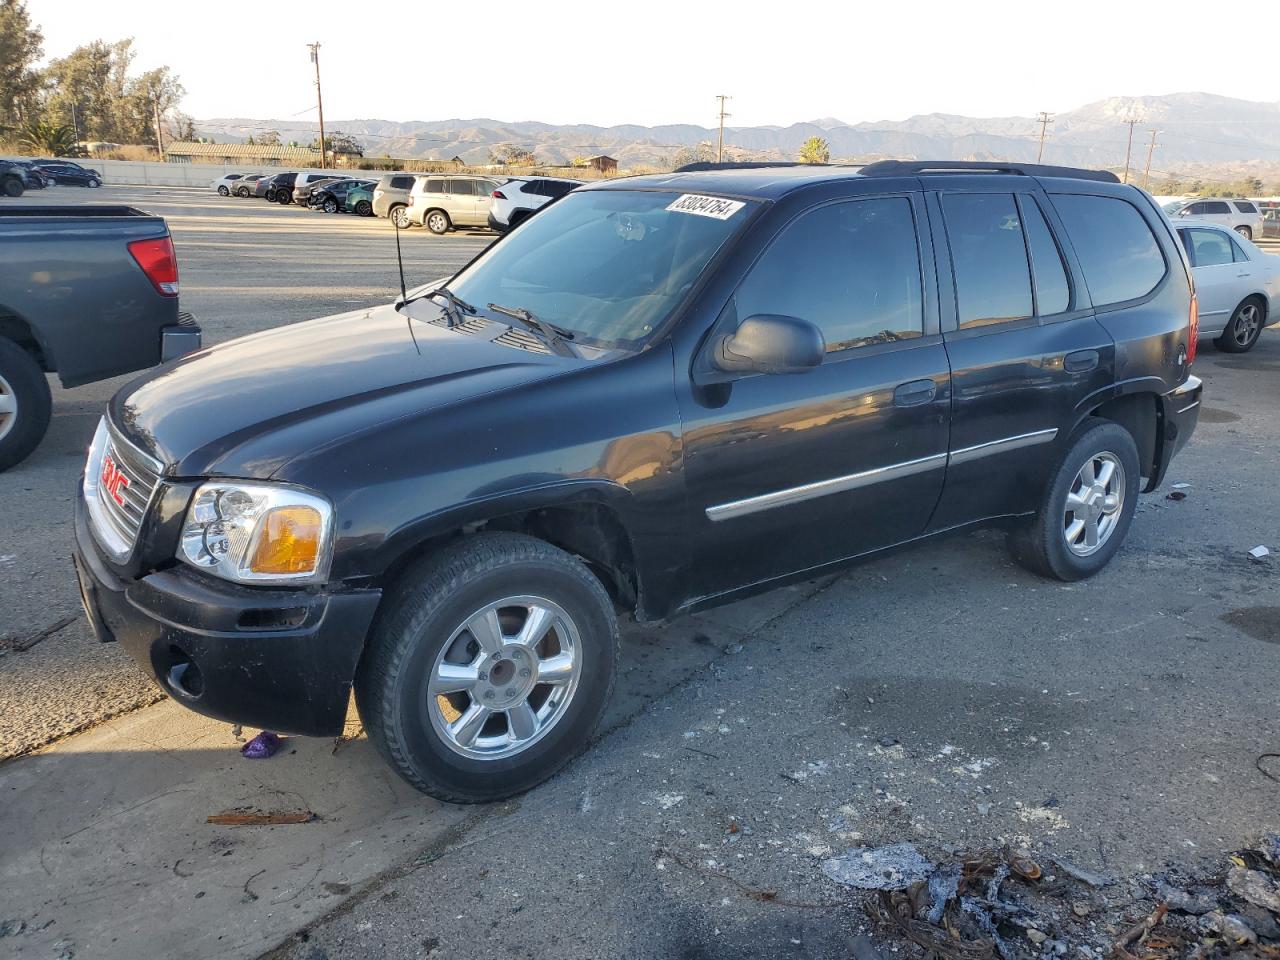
677,194,952,600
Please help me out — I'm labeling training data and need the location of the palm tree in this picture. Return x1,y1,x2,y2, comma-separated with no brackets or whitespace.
20,119,80,157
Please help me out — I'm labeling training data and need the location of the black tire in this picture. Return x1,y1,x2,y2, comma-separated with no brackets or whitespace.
354,199,372,217
0,338,53,472
264,189,276,202
323,197,338,213
390,204,411,229
424,209,450,235
277,192,292,205
1008,420,1141,582
1214,297,1266,353
235,186,250,198
217,185,229,196
355,532,619,803
2,176,24,198
1235,225,1253,241
87,177,100,188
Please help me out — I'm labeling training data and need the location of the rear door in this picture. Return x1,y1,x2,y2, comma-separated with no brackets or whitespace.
678,193,952,598
1180,226,1245,330
926,186,1115,528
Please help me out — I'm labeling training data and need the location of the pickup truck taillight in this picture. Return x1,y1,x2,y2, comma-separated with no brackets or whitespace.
128,236,179,297
492,190,506,199
1187,292,1198,365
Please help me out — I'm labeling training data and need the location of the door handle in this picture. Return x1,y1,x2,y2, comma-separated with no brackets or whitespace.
893,378,936,407
1063,349,1099,374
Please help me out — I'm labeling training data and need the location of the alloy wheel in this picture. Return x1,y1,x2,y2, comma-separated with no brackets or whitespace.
426,596,583,760
0,372,16,442
428,212,447,233
1062,452,1125,557
392,206,410,228
1233,303,1263,348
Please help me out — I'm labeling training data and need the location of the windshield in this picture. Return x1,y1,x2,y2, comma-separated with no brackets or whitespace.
1161,201,1186,214
447,189,757,350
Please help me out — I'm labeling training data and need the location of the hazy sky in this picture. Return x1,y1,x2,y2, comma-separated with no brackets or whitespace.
27,0,1280,128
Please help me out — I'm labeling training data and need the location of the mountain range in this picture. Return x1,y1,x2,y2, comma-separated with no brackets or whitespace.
199,92,1280,175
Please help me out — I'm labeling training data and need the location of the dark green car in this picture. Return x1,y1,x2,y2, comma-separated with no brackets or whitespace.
343,182,376,217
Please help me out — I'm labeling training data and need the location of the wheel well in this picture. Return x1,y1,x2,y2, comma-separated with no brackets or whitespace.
0,308,49,371
1241,292,1268,321
378,503,639,612
1087,394,1158,481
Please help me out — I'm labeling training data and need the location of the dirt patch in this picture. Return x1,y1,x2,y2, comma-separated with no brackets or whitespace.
1199,408,1242,424
1222,606,1280,644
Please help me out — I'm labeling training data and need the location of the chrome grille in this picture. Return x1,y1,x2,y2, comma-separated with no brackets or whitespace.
84,417,163,562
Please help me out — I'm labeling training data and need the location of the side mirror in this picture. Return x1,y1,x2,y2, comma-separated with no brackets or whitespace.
712,314,825,375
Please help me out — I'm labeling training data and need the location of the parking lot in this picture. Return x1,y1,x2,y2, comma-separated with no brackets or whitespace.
2,184,1279,959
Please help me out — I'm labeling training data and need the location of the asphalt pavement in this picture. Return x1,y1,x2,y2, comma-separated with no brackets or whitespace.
0,185,1278,960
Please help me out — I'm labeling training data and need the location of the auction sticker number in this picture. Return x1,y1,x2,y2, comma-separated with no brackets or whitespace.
666,194,745,220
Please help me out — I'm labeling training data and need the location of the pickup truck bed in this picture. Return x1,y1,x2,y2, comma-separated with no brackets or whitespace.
0,206,201,470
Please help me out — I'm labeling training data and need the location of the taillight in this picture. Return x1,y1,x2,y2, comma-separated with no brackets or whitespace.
128,236,179,297
492,190,506,199
1186,292,1198,365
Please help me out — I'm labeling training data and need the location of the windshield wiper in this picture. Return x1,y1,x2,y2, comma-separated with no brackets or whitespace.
487,302,580,358
397,285,475,328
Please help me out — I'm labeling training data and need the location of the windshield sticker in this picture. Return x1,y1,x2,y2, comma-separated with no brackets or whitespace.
666,194,745,220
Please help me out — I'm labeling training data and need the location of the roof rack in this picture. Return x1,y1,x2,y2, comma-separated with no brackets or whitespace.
857,160,1120,184
673,161,825,173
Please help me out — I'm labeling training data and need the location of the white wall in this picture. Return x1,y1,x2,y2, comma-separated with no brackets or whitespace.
88,159,365,187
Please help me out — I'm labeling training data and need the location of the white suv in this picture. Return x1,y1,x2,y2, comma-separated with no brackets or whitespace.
488,176,583,231
1164,197,1265,240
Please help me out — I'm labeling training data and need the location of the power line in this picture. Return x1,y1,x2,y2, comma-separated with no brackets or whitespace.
1035,112,1052,163
716,95,731,163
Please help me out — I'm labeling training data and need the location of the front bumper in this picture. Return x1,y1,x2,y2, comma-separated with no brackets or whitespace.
73,490,381,737
1148,375,1202,491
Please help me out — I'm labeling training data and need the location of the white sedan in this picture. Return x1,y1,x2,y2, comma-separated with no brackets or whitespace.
209,173,246,197
1172,220,1280,352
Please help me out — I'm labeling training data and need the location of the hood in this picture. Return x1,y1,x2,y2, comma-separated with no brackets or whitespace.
112,300,570,478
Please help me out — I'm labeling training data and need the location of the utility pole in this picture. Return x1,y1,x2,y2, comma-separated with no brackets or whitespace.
1142,129,1160,189
308,42,327,168
152,88,166,158
716,95,731,163
70,101,80,143
1121,117,1141,183
1035,112,1052,163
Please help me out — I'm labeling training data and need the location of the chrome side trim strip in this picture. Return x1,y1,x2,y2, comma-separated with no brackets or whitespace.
947,428,1058,466
705,453,947,522
1175,400,1200,415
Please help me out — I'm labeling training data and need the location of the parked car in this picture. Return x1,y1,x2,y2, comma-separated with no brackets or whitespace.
0,205,201,469
73,160,1200,803
311,178,376,213
1,161,26,197
372,172,424,227
1163,198,1264,240
408,175,507,233
290,172,338,204
292,177,345,208
1173,221,1280,352
488,176,582,231
211,173,245,196
343,181,376,217
6,160,49,189
34,160,102,188
234,174,268,197
262,172,298,203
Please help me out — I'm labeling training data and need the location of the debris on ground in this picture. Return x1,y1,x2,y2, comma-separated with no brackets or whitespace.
207,809,316,826
1249,545,1271,562
0,615,77,654
1166,490,1188,502
239,731,283,758
822,843,934,890
1049,855,1113,888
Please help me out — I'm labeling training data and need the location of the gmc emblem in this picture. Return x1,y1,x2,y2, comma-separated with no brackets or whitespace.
101,453,131,507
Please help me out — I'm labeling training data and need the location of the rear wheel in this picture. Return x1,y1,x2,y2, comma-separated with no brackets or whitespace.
1215,297,1265,353
425,209,450,235
355,199,372,217
235,186,250,198
1235,225,1253,240
355,532,618,802
390,204,411,229
323,197,338,213
3,176,24,197
0,338,52,472
87,177,100,188
1008,421,1140,581
217,185,229,196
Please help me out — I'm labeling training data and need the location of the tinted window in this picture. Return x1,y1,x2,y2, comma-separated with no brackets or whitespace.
736,198,923,353
1234,201,1258,213
521,180,545,196
389,176,414,189
545,180,575,198
227,173,243,180
424,178,445,193
1186,228,1233,267
1204,201,1231,214
1052,194,1166,306
1019,196,1070,315
942,193,1033,328
450,180,476,196
1184,202,1206,215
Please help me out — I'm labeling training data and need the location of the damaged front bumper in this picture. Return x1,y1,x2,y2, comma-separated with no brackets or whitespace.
73,490,381,737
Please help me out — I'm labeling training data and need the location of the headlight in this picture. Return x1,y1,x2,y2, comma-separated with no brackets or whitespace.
179,482,334,584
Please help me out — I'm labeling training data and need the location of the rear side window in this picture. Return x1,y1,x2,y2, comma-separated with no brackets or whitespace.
388,176,414,189
1018,196,1071,315
736,197,923,354
1204,201,1231,215
450,180,476,196
1185,228,1233,267
1051,194,1166,307
424,178,445,193
942,193,1033,328
522,180,545,196
1234,201,1258,213
545,180,575,198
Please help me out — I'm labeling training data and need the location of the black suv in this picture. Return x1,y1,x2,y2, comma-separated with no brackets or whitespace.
73,161,1201,802
261,171,298,202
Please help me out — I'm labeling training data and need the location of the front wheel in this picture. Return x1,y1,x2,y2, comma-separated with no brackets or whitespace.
1216,298,1265,353
3,177,24,197
217,185,229,196
87,178,100,188
1008,421,1140,581
236,186,250,198
323,197,338,213
425,209,450,234
355,532,618,803
390,204,411,229
1235,225,1253,240
354,199,372,217
0,338,53,472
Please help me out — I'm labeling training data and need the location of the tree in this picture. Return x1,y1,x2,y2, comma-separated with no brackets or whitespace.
0,0,43,130
166,111,197,142
671,142,715,169
19,117,79,155
311,130,362,156
256,129,281,146
799,136,830,164
123,65,184,147
489,144,535,166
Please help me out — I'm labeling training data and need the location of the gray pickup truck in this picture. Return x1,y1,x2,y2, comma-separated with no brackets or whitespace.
0,206,201,470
